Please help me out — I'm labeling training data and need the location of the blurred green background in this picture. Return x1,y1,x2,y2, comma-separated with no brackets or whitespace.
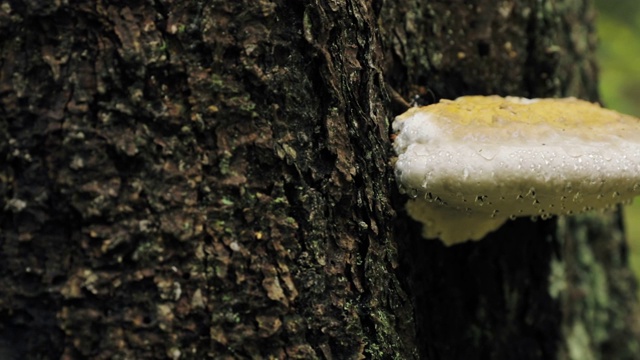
595,0,640,291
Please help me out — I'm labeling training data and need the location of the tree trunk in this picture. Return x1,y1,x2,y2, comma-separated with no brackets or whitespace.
0,0,638,359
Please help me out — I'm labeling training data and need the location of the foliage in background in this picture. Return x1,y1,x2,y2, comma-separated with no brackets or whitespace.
595,0,640,290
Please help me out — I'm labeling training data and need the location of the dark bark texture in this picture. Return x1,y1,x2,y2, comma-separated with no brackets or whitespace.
0,0,638,359
0,0,412,359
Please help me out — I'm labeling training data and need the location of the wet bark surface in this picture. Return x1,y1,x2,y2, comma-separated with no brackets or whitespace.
0,0,638,359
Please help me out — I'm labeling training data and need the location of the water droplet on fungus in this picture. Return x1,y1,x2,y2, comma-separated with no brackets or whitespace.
425,192,434,202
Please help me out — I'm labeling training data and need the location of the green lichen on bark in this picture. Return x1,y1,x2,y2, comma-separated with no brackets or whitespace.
557,214,640,359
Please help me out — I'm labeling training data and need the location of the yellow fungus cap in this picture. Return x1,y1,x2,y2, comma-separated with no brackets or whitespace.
393,96,640,245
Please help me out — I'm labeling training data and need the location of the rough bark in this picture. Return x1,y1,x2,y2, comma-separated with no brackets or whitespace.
0,0,638,360
1,1,413,359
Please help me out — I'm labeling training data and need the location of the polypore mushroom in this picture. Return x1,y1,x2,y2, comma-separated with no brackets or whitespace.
393,95,640,246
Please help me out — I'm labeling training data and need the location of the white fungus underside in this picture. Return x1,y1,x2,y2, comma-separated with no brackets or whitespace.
393,97,640,245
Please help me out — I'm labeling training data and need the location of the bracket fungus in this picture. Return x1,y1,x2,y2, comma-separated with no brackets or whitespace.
392,96,640,246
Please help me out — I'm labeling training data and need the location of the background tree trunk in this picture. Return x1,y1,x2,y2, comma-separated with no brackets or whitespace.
0,1,638,360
